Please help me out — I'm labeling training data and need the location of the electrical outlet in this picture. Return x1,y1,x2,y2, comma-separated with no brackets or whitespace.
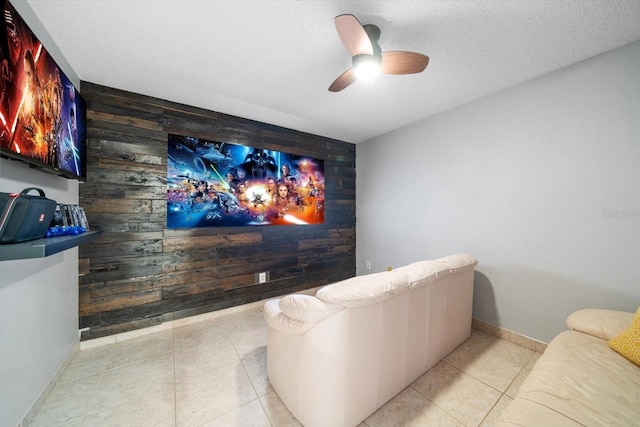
365,260,371,270
258,272,267,283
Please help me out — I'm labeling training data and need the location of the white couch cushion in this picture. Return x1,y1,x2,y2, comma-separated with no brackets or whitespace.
394,261,443,288
316,270,410,308
394,254,477,289
437,253,478,272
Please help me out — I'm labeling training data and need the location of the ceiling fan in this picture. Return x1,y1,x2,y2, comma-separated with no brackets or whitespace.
328,14,430,92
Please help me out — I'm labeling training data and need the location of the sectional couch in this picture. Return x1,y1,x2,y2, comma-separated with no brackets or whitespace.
495,308,640,426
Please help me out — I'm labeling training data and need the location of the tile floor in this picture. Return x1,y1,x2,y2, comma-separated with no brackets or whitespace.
27,306,541,427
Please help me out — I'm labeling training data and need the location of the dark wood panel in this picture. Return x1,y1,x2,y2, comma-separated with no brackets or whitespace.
80,288,162,317
87,276,159,298
78,82,356,340
80,253,166,283
88,138,166,159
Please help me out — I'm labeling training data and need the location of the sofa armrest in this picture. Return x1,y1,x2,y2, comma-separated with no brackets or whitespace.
566,308,634,340
279,294,343,323
263,295,343,336
263,299,315,335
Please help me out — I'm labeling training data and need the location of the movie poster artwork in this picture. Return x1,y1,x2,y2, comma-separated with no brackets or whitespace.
167,134,325,228
0,0,86,179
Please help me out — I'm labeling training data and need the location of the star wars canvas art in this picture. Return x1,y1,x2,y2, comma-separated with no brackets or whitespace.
167,134,325,228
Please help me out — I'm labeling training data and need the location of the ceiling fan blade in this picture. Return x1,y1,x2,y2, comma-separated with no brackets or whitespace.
334,14,373,56
328,68,356,92
380,51,429,75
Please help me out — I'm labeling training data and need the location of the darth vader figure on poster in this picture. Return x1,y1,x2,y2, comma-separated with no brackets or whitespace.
240,148,277,180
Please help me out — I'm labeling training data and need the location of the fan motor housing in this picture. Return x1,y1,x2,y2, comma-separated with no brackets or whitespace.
363,24,381,43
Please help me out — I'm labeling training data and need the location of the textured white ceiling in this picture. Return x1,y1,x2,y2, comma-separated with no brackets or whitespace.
24,0,640,143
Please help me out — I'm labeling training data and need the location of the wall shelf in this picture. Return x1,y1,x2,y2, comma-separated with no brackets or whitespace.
0,231,100,261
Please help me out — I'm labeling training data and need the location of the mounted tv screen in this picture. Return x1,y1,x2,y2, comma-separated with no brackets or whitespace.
0,0,87,181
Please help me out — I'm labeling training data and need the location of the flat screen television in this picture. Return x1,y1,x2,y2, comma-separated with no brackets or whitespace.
0,0,87,181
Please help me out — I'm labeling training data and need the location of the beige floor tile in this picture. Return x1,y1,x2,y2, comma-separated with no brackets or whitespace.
175,359,257,426
224,307,268,336
54,417,91,427
480,394,514,426
28,375,99,427
86,356,174,414
465,330,534,364
465,329,501,350
104,329,174,370
366,386,464,427
27,308,541,427
259,391,302,427
239,344,273,396
444,346,523,392
174,338,239,379
481,336,535,367
412,361,502,427
58,344,120,384
173,316,230,348
231,327,268,359
505,351,541,398
198,399,271,427
81,386,176,427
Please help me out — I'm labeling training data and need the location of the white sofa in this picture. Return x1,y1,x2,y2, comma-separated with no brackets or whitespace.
263,254,478,427
495,308,640,426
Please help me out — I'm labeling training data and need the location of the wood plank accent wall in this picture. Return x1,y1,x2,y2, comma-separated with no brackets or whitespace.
78,82,356,340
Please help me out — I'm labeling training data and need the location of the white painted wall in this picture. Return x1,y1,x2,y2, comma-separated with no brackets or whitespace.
0,160,80,427
356,41,640,344
0,2,81,426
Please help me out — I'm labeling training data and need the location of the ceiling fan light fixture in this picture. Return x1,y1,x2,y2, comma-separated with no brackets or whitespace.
353,55,380,81
329,14,429,92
